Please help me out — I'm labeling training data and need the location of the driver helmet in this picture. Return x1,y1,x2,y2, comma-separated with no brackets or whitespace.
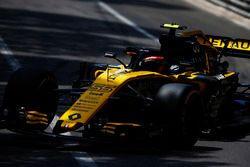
139,56,165,72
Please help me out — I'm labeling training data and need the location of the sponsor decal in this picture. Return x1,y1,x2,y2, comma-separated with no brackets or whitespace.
208,37,250,51
89,92,104,96
68,113,81,120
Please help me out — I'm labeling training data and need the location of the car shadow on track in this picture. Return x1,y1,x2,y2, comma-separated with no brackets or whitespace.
60,140,229,167
1,128,249,167
202,124,250,142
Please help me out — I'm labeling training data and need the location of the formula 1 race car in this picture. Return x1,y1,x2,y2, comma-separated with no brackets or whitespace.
1,24,250,147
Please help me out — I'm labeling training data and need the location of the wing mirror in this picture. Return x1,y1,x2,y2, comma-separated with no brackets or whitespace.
104,52,117,59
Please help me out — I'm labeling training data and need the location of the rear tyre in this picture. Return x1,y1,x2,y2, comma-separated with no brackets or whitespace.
155,83,203,148
2,68,58,131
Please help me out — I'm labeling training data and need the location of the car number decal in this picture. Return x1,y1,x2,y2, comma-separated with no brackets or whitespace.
88,83,117,92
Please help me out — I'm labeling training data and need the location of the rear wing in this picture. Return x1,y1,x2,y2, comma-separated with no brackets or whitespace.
207,35,250,58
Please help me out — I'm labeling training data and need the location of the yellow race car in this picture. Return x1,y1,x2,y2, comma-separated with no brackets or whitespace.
1,24,250,147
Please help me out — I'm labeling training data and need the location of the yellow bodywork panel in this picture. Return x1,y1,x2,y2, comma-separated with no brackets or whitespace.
101,122,142,135
58,68,167,130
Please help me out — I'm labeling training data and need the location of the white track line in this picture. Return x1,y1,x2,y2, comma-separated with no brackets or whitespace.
3,2,247,167
97,0,159,43
71,152,98,167
0,82,7,86
0,37,21,71
68,2,160,166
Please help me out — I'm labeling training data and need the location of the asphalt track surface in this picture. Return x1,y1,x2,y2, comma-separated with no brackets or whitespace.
0,0,250,166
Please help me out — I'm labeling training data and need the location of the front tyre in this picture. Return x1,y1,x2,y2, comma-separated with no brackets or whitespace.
2,68,58,131
155,83,203,148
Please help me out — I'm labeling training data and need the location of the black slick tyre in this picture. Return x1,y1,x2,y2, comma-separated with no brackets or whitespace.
155,83,203,148
2,68,58,131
